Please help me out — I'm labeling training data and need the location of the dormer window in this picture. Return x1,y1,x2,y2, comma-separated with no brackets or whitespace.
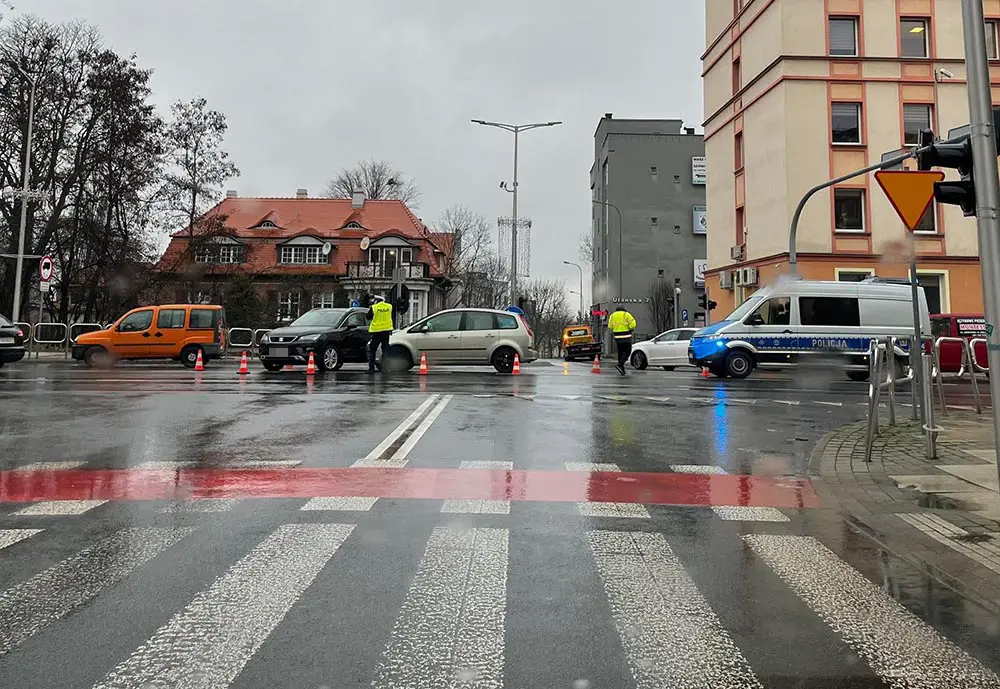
344,221,362,229
258,220,278,229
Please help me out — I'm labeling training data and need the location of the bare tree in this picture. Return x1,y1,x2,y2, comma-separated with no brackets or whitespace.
649,278,674,334
522,278,574,358
324,159,420,207
578,231,594,267
434,204,504,307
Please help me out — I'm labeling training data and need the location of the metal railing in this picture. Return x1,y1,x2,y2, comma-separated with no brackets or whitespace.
227,328,254,349
864,338,910,462
932,336,982,414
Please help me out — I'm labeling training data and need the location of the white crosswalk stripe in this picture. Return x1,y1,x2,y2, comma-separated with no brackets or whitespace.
0,529,42,551
442,461,513,515
13,500,107,516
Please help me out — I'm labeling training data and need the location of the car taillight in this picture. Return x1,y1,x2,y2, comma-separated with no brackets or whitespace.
519,315,533,338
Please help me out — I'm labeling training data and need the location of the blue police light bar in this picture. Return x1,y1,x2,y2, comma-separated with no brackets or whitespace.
506,306,525,315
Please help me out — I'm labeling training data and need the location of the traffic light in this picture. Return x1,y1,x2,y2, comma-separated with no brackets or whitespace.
388,285,410,314
698,294,718,311
916,128,975,217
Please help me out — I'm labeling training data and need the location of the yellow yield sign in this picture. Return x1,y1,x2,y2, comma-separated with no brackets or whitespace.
874,170,945,230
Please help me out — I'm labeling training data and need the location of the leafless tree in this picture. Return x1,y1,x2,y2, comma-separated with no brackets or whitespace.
649,278,674,334
434,205,505,308
522,278,574,358
578,231,594,267
324,159,420,208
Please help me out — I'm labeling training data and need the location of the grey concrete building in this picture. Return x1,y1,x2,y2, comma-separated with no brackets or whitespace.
590,115,707,345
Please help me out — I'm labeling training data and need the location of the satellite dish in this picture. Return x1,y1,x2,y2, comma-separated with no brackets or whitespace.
321,241,332,256
360,236,370,250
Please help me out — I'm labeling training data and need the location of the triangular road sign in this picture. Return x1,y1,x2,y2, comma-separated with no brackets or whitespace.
874,170,944,230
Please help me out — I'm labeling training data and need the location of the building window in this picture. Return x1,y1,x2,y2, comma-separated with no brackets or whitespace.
903,104,932,145
278,292,301,321
987,20,998,59
344,221,363,229
917,273,943,313
832,103,862,144
734,132,744,170
900,18,929,58
257,220,277,229
304,246,324,264
280,246,325,264
193,246,214,263
218,245,243,264
735,206,745,245
837,270,874,282
834,188,865,232
829,17,858,57
651,217,659,226
732,58,741,95
650,166,658,177
312,292,336,309
915,202,937,233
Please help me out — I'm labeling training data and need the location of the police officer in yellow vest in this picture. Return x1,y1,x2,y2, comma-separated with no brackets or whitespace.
607,306,637,376
367,295,394,374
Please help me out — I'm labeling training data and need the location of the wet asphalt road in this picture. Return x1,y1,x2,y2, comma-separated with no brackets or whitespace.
0,359,999,688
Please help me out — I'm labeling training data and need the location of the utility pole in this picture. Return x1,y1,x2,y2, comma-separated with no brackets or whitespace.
11,66,37,323
960,0,1000,489
563,260,584,319
471,119,561,306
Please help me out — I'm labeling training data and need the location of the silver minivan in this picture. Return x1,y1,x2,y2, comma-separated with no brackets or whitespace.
386,308,537,373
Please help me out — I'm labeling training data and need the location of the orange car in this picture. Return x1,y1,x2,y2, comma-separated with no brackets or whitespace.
72,304,226,368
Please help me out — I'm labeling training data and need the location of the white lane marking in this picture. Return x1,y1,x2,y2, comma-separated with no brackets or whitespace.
577,502,651,519
0,529,42,551
371,527,508,689
161,499,240,514
442,461,514,514
300,497,378,511
13,500,107,516
775,400,800,406
134,461,195,470
712,506,790,522
355,395,440,465
565,462,622,472
815,401,844,407
133,460,302,471
0,527,193,656
559,394,583,400
899,513,1000,575
589,531,763,688
642,396,671,403
388,394,453,462
725,398,756,405
670,465,728,474
16,461,86,471
92,524,354,689
686,396,717,404
745,534,1000,688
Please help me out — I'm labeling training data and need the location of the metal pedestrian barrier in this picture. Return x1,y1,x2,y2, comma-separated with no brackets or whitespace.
932,336,982,415
254,329,271,347
227,328,254,350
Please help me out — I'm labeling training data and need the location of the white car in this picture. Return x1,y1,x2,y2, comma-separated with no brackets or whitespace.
630,328,700,371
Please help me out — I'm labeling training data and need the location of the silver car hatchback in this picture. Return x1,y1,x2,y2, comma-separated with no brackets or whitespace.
386,308,537,373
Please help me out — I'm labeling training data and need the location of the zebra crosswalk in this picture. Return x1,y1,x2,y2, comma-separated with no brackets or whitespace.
0,512,997,688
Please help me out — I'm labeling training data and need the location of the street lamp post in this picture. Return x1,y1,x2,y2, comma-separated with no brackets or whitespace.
10,66,37,323
563,260,583,319
592,200,623,301
471,119,562,305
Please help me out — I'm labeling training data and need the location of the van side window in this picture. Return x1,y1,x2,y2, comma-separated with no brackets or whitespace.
799,297,860,326
189,309,216,329
497,314,519,330
751,297,791,325
156,309,186,329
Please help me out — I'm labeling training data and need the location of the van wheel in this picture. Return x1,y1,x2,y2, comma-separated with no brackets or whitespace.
84,346,115,369
630,351,648,370
492,347,517,373
724,350,754,378
180,345,203,369
385,346,413,372
847,370,870,382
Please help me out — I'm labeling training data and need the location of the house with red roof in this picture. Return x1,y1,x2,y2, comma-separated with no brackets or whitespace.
155,189,454,325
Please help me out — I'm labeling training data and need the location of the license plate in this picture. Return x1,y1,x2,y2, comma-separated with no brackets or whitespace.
0,337,14,345
269,347,288,358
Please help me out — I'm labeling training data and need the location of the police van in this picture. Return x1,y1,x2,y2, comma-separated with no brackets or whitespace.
687,278,931,380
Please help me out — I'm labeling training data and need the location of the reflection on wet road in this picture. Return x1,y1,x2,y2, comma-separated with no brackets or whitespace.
0,361,998,688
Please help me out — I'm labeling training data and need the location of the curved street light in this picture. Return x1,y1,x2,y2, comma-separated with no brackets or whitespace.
592,200,623,301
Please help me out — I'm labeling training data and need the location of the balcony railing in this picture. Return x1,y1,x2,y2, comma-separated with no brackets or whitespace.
346,262,428,279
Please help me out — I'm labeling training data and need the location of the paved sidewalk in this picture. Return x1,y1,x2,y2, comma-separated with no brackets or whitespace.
814,410,1000,612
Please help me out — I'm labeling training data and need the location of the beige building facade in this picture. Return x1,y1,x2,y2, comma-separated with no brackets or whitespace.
702,0,999,317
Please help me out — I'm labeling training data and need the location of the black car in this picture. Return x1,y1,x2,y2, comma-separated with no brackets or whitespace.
259,308,372,372
0,313,26,368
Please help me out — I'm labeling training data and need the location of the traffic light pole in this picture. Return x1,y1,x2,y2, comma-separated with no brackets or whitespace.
961,0,1000,492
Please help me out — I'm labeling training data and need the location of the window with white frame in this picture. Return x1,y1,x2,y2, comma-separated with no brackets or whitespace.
903,104,932,146
831,103,862,144
345,221,362,229
278,292,301,320
312,292,336,309
833,188,865,232
194,246,214,263
987,20,998,59
829,17,858,57
258,220,278,229
304,246,324,264
218,245,243,264
279,245,325,264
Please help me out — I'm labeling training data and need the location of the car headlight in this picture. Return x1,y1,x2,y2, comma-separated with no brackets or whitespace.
261,334,270,344
297,334,320,343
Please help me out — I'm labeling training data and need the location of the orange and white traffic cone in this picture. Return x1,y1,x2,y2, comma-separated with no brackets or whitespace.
194,349,205,372
591,355,601,374
419,352,428,375
237,351,249,375
512,353,521,375
306,351,317,375
700,366,711,378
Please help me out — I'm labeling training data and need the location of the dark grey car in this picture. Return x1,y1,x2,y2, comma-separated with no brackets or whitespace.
0,313,26,368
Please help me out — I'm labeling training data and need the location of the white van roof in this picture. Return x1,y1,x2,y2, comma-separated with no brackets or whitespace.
752,279,917,299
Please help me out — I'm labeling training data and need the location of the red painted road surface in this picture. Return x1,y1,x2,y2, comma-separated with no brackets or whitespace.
0,467,820,509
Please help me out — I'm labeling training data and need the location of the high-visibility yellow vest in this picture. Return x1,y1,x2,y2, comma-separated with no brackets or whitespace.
369,302,394,332
608,310,636,339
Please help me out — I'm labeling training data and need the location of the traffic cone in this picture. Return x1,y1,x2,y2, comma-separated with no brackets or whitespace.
306,351,317,375
591,355,601,374
194,349,204,372
512,353,521,375
237,351,249,375
700,366,711,378
419,352,428,375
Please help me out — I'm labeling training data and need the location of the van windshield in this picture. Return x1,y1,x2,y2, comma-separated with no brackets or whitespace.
724,296,764,323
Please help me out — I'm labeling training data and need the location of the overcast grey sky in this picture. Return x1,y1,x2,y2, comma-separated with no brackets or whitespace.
30,0,704,306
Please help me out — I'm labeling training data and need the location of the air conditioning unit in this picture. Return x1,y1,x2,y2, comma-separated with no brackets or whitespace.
743,267,759,286
730,244,745,261
720,270,734,290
